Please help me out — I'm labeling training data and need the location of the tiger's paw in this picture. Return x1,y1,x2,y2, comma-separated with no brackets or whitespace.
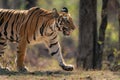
0,67,10,72
60,64,74,71
17,66,28,73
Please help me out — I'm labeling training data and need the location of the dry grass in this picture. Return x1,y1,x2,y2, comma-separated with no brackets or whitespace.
0,58,120,80
0,69,119,80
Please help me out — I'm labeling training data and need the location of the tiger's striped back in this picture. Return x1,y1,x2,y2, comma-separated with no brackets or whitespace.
0,7,54,43
0,9,28,41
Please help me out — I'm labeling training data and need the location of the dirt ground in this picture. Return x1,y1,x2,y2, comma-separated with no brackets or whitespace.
0,57,119,80
0,69,119,80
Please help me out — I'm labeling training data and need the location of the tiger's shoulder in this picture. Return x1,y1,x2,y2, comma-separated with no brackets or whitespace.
27,7,52,15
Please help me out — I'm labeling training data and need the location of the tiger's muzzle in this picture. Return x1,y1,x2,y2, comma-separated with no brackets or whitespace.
63,27,71,36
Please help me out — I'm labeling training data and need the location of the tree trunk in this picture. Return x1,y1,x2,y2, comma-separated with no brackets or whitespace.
118,10,120,50
96,0,108,69
25,0,37,9
118,1,120,50
0,0,9,9
77,0,97,70
11,0,23,9
0,1,2,8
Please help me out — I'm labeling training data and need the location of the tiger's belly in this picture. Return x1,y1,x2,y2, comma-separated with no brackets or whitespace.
29,36,49,45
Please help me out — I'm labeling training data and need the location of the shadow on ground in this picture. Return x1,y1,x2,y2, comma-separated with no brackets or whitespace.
0,68,73,76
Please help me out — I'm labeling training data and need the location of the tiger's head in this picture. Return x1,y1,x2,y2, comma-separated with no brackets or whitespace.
52,7,76,36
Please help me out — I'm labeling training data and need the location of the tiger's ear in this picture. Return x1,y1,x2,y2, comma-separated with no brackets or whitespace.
52,8,59,18
61,7,68,13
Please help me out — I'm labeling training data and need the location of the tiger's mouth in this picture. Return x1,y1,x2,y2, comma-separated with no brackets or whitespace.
63,27,71,36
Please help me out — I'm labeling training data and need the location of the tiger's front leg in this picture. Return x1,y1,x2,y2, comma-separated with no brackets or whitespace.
16,40,28,72
47,40,74,71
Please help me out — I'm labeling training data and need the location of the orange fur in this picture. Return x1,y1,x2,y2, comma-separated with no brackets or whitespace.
0,7,76,71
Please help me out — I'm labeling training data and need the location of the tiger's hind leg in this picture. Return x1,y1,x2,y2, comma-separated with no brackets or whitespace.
16,39,28,72
0,38,7,56
0,38,7,69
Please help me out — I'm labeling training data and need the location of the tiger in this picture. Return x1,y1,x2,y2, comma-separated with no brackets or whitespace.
0,7,76,72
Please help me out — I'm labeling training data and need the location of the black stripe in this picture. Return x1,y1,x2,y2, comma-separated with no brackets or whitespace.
0,12,4,16
27,33,30,43
15,14,20,32
0,37,5,40
10,13,19,42
0,42,6,46
0,38,5,40
43,12,52,16
58,16,61,22
51,48,59,56
3,44,7,46
11,21,14,35
10,36,14,41
48,32,54,36
49,42,58,48
40,17,52,36
22,16,25,22
11,14,19,41
24,8,40,34
0,52,4,54
0,42,5,45
4,22,8,36
15,13,20,28
21,10,26,23
33,33,36,40
29,11,39,29
25,8,40,42
0,11,9,20
0,11,3,15
33,11,44,40
0,18,4,26
16,34,19,42
17,51,20,53
0,13,4,19
0,33,2,37
4,13,13,38
40,23,45,36
27,37,30,44
56,23,61,31
27,40,30,44
51,35,57,40
0,47,5,50
10,21,14,40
